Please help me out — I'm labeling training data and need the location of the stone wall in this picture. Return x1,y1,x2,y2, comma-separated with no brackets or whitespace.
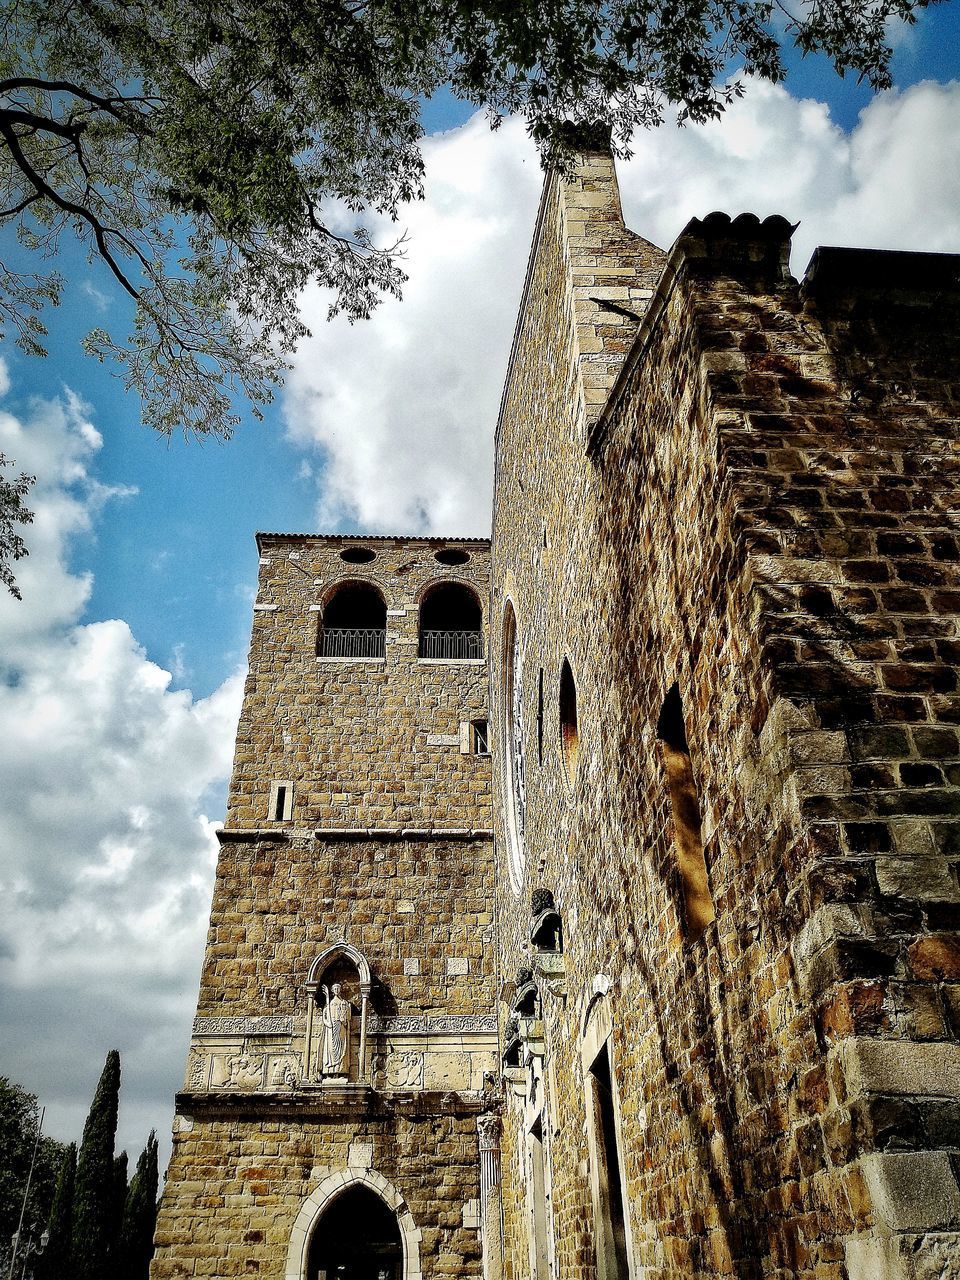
490,150,960,1280
154,1108,483,1280
228,536,493,832
152,537,498,1280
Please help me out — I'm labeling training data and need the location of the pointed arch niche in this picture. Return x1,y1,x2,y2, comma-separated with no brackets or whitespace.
285,1169,423,1280
304,944,372,1084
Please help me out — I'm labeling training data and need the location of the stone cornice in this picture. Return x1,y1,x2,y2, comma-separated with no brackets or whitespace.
215,827,493,844
176,1087,488,1121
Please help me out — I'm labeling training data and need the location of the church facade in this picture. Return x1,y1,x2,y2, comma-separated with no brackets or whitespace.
152,144,960,1280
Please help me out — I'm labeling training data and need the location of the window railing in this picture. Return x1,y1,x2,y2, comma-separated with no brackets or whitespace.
318,627,385,658
419,629,484,660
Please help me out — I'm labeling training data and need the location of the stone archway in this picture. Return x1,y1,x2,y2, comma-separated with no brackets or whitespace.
285,1170,423,1280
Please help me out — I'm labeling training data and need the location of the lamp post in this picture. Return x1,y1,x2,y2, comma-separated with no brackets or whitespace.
7,1106,45,1280
11,1230,48,1280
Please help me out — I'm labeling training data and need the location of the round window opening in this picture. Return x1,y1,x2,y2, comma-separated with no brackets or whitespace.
559,658,579,786
340,546,376,564
435,548,470,566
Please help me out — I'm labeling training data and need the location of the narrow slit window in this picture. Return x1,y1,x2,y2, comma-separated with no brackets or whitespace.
559,659,579,786
656,683,715,940
588,1043,629,1280
537,668,544,765
472,720,490,755
527,1114,552,1280
269,780,294,822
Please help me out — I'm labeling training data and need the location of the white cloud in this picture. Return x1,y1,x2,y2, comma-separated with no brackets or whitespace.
286,78,960,537
285,113,542,537
0,381,243,1166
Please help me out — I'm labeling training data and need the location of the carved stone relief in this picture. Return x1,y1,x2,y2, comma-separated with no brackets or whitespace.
369,1014,497,1035
269,1055,300,1088
211,1052,265,1090
186,1051,207,1091
194,1016,300,1036
385,1051,424,1089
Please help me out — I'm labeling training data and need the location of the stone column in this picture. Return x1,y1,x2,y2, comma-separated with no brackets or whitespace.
477,1112,503,1280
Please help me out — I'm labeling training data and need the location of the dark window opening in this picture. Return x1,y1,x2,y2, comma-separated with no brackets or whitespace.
306,1185,402,1280
419,583,483,659
472,720,490,755
319,583,386,659
274,786,287,821
589,1044,629,1280
537,668,544,765
559,659,579,785
339,546,376,564
434,548,470,566
656,683,715,940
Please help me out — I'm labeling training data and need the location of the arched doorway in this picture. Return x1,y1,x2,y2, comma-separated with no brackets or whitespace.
306,1185,403,1280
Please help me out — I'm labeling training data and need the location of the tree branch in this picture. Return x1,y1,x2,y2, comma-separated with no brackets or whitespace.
0,191,41,219
0,115,141,299
0,78,159,125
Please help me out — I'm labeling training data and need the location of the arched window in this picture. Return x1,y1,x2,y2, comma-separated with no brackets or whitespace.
307,1186,403,1280
318,582,386,659
418,582,483,659
558,659,579,787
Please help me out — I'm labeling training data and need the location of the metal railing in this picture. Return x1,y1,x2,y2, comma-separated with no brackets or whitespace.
318,627,385,658
419,629,484,660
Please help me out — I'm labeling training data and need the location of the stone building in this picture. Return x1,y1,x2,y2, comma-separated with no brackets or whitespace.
153,142,960,1280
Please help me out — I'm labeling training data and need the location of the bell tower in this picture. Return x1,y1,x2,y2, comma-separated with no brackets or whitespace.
152,534,498,1280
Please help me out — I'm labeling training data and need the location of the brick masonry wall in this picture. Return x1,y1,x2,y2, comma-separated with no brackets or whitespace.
228,536,492,831
154,1110,482,1280
491,153,960,1280
196,834,494,1019
152,537,497,1280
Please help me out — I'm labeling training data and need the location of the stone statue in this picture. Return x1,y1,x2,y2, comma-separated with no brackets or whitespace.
320,982,352,1076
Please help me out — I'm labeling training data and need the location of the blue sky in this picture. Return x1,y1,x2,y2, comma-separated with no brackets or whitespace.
8,11,960,700
2,10,960,1162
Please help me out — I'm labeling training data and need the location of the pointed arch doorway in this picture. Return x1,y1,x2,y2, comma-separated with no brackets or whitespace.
306,1185,403,1280
286,1169,422,1280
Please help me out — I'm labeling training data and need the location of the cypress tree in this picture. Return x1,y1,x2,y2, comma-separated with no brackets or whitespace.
37,1143,76,1280
71,1051,120,1280
117,1132,159,1280
110,1150,128,1265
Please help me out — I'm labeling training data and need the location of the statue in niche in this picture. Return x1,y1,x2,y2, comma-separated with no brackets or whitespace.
320,982,352,1077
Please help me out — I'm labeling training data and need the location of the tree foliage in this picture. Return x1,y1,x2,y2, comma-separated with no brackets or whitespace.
0,0,944,592
0,452,34,599
0,1077,67,1271
71,1050,121,1280
0,0,941,436
117,1132,159,1280
109,1149,128,1275
36,1143,76,1280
